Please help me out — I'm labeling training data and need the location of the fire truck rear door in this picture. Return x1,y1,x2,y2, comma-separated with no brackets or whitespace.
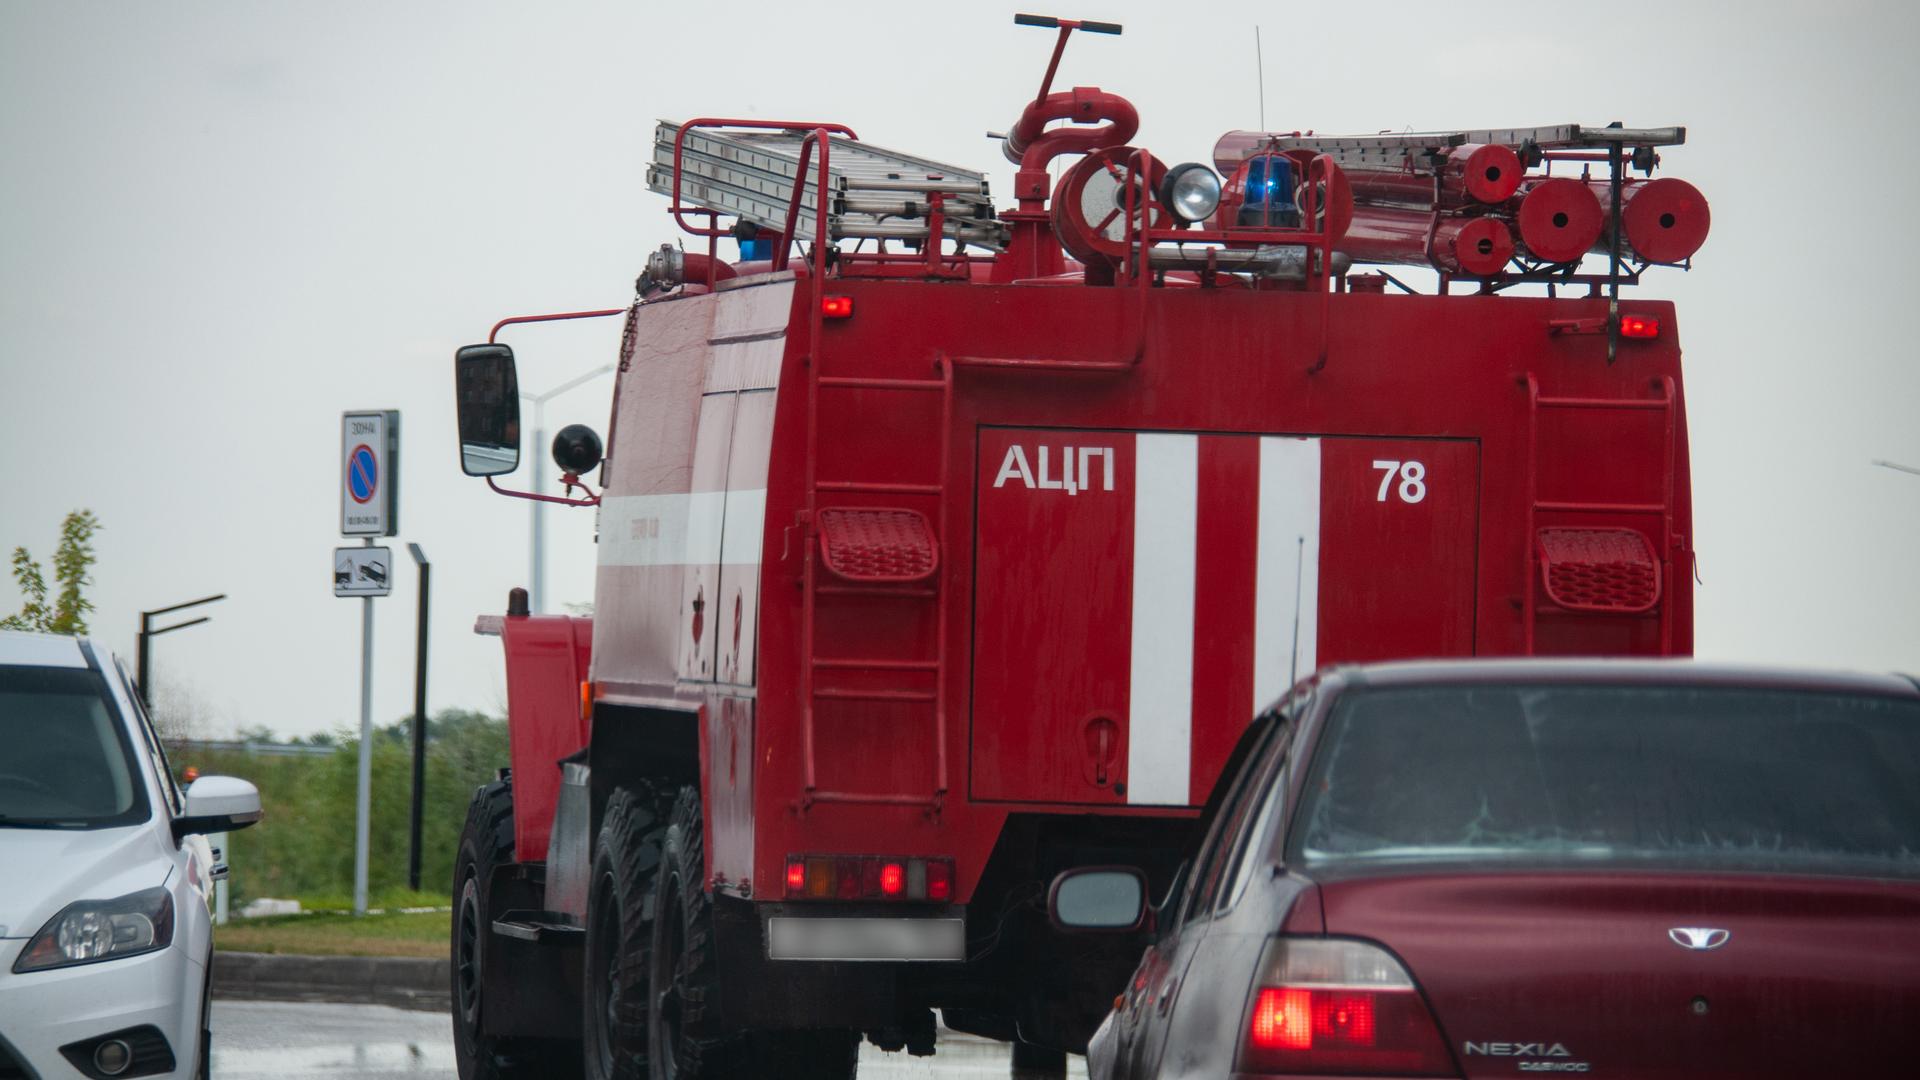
971,430,1478,807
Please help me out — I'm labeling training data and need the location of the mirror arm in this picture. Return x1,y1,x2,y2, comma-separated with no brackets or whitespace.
485,475,602,507
489,307,628,343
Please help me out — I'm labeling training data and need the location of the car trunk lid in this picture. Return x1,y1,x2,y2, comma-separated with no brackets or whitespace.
1318,870,1920,1078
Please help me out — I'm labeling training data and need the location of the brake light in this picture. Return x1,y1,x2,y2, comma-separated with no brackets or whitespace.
783,854,955,901
1239,939,1452,1076
1250,988,1312,1050
821,295,854,319
1620,313,1659,338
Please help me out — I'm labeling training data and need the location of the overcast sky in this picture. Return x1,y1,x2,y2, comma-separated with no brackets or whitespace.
2,1,1916,739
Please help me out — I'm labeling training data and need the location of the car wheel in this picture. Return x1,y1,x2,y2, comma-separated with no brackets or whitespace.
452,779,571,1080
585,785,668,1080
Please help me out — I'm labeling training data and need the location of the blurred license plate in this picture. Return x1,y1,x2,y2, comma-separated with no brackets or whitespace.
767,916,965,961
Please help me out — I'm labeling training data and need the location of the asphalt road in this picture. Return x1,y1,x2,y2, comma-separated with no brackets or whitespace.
211,1001,1089,1080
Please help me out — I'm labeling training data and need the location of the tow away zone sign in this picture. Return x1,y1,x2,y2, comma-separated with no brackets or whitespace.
334,547,393,597
342,410,399,537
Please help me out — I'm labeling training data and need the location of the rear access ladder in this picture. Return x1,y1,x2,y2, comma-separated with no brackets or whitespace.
794,358,955,817
1521,374,1681,653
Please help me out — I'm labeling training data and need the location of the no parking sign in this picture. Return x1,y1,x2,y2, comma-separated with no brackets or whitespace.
341,411,399,537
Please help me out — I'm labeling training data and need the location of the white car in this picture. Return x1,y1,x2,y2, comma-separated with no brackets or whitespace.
0,631,261,1080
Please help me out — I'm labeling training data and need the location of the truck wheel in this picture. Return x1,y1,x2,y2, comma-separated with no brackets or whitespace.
586,786,667,1080
647,786,727,1080
453,779,568,1080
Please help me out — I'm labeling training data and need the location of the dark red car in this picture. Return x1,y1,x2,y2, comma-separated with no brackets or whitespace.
1052,660,1920,1079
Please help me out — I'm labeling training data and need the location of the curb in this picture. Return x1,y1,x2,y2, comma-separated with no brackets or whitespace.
212,951,450,1014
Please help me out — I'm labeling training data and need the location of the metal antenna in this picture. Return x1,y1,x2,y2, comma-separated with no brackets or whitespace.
1255,27,1267,130
1288,535,1304,686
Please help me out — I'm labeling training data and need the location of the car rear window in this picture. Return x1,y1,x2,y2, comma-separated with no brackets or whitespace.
1294,683,1920,879
0,664,148,828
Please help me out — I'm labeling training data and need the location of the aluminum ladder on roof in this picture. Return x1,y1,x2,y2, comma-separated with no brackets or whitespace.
1222,124,1688,170
645,121,1008,251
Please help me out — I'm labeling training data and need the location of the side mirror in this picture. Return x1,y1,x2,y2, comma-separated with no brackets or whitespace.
455,343,522,476
1048,866,1148,933
172,775,263,843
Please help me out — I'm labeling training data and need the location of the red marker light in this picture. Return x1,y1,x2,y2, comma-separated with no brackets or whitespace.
785,859,806,895
926,860,953,902
879,861,906,897
1620,314,1659,339
821,295,854,319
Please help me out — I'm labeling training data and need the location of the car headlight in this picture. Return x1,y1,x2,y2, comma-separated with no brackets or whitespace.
12,887,174,973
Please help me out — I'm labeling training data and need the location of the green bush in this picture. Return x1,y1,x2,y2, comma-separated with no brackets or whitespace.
178,709,509,904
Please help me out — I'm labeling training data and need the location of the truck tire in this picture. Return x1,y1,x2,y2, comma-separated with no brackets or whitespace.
585,785,668,1080
453,779,571,1080
647,786,859,1080
646,785,727,1080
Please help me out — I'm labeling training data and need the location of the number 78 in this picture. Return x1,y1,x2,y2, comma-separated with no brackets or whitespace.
1372,460,1428,503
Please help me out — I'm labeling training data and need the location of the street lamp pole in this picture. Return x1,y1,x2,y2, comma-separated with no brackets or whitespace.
406,543,430,892
135,594,226,708
1874,459,1920,478
522,364,614,614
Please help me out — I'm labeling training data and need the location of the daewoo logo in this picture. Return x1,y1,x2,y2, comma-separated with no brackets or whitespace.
1668,927,1731,951
992,445,1115,495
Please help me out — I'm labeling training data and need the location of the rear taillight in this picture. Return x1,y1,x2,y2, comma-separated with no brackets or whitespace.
783,854,956,902
1239,938,1453,1076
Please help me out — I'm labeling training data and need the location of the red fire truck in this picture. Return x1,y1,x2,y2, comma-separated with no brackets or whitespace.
447,15,1707,1080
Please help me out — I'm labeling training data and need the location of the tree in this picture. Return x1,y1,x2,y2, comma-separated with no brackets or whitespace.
2,510,100,634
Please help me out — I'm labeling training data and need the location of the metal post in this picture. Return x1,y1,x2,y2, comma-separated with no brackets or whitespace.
531,403,546,615
213,832,229,926
406,543,430,893
521,364,614,615
137,617,151,709
353,538,375,916
1606,124,1625,365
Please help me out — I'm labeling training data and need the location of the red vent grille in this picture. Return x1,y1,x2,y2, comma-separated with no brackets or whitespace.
817,509,937,582
1537,528,1660,613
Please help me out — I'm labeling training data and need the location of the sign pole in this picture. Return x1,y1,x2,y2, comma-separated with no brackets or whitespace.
354,535,375,916
406,543,430,892
340,408,398,918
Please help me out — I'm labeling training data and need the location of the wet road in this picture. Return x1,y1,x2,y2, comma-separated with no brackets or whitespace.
211,1001,1089,1079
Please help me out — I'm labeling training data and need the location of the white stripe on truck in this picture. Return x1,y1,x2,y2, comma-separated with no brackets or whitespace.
1127,433,1198,806
1253,437,1322,711
599,490,767,568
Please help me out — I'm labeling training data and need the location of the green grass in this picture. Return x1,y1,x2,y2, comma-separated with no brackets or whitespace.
213,909,450,958
279,887,452,913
